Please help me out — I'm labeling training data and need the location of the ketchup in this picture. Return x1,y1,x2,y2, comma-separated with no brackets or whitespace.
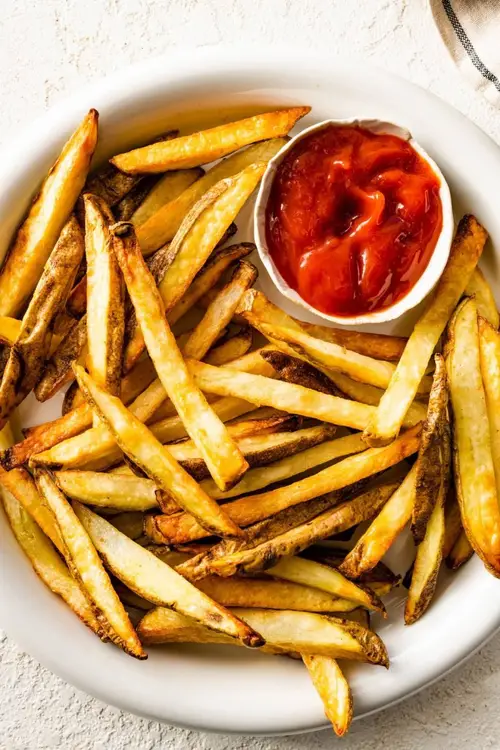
265,125,443,317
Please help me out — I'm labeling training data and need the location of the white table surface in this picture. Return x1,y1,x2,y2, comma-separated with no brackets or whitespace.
2,1,500,748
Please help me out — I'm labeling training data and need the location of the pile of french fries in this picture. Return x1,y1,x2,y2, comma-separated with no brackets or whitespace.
0,105,496,736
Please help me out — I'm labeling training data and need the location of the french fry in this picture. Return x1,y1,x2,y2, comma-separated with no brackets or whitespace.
34,315,88,401
34,469,145,659
364,215,488,446
112,223,248,491
302,655,353,736
262,557,385,614
171,424,336,482
204,328,253,366
257,322,432,393
84,195,125,397
339,465,418,578
167,243,255,327
72,365,244,538
2,481,105,640
0,110,98,316
130,168,204,227
0,217,84,427
465,268,499,328
200,432,367,502
137,606,388,665
111,108,309,174
113,176,162,222
300,322,406,361
0,317,21,345
478,317,500,502
260,349,345,397
442,484,463,559
182,261,258,361
74,503,263,647
404,477,446,625
447,297,500,576
412,354,450,543
136,139,286,252
446,529,474,570
55,471,159,511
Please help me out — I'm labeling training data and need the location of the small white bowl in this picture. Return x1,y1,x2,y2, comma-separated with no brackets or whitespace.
254,117,454,326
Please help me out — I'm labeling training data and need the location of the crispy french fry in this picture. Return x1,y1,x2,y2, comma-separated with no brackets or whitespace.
257,323,432,393
0,217,84,427
34,469,145,658
74,503,263,647
412,354,450,543
200,432,367,501
55,471,159,511
84,195,124,396
73,365,243,538
364,215,487,446
34,315,88,401
339,465,418,578
263,557,385,614
0,317,21,345
204,328,252,366
130,168,203,227
182,261,258,361
405,479,446,625
478,317,500,503
446,529,474,570
447,297,500,576
112,223,248,491
112,108,309,174
2,482,105,640
302,655,353,736
0,110,98,316
136,139,286,252
300,322,406,361
260,349,345,397
465,268,499,328
137,606,388,665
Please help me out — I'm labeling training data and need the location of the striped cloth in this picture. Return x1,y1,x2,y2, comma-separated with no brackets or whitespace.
430,0,500,106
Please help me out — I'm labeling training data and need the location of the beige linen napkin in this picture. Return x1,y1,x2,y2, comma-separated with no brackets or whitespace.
430,0,500,106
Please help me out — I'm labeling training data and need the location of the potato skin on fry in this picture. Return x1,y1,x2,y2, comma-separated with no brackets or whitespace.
0,110,98,317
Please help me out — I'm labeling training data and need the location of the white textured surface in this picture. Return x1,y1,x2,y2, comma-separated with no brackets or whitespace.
1,1,500,748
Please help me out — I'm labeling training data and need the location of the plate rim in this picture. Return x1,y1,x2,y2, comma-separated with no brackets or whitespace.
1,44,500,736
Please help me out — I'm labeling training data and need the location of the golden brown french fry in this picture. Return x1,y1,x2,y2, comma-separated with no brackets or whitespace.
194,576,365,614
200,432,367,501
302,655,353,736
263,557,385,614
447,297,500,576
412,354,450,543
0,317,21,345
0,217,84,427
34,469,145,658
405,479,446,625
446,529,474,570
74,503,263,647
84,195,124,396
301,322,406,361
73,365,243,538
182,261,258,361
137,606,388,665
2,482,105,640
257,323,431,393
339,465,418,578
114,177,161,222
465,268,499,328
204,328,253,366
260,349,345,397
113,223,248,491
478,317,500,502
0,110,98,316
112,108,309,174
55,471,159,511
136,140,286,253
364,215,488,446
34,315,88,401
130,168,203,227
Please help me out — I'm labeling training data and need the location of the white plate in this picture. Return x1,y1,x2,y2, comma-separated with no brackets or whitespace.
1,47,500,736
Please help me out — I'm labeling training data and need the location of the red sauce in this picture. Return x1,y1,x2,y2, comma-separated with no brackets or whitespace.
265,125,443,317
